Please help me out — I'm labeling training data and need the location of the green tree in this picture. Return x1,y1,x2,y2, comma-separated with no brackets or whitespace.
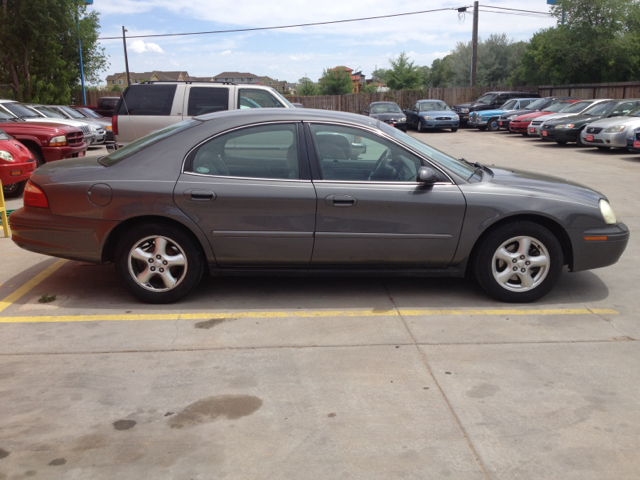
318,67,353,95
0,0,107,103
370,68,390,84
430,56,453,88
385,52,422,90
297,77,318,96
518,0,640,84
361,83,378,94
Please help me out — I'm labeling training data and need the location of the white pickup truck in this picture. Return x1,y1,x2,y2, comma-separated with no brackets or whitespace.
112,82,295,147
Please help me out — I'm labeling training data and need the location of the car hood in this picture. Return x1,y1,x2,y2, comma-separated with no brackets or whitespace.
24,118,90,128
543,114,602,126
370,113,405,121
420,110,457,117
488,166,604,205
476,109,508,117
583,116,640,129
501,108,537,119
0,138,32,163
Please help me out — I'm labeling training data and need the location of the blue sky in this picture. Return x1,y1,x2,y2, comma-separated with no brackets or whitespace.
89,0,558,85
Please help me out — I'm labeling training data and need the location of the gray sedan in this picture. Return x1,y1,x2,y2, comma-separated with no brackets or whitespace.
580,106,640,149
10,109,629,304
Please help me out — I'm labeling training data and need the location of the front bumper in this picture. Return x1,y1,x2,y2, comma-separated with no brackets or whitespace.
380,120,407,131
528,123,543,137
568,223,630,272
419,118,460,129
468,119,488,127
509,121,531,133
626,137,640,153
0,158,36,186
9,206,119,263
540,127,580,142
498,119,511,130
42,143,88,162
582,130,628,148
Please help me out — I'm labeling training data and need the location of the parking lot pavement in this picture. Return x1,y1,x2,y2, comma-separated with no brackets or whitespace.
0,131,638,479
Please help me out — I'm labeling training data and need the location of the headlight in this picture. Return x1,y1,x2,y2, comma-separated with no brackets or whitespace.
400,117,406,122
453,115,459,120
0,150,14,162
49,135,67,146
604,125,625,133
599,199,617,224
423,116,434,121
460,108,469,113
89,124,98,132
555,124,574,130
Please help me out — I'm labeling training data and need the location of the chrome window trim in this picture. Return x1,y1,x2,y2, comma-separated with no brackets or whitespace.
304,120,456,184
182,171,312,183
181,120,302,178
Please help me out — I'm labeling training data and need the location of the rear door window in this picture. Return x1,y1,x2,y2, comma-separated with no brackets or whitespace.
238,89,286,108
187,87,229,116
116,85,177,115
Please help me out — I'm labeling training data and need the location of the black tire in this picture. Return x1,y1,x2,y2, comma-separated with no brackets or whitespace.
30,148,45,167
556,141,567,145
473,221,563,303
576,129,586,147
478,126,487,131
597,146,611,150
521,133,528,137
3,179,27,198
115,222,204,304
417,121,423,133
451,127,458,132
487,118,500,131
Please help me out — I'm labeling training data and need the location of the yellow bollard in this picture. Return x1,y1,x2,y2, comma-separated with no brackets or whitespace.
0,179,10,238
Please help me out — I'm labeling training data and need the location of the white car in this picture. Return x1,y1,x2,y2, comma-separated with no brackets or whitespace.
580,105,640,150
529,99,613,137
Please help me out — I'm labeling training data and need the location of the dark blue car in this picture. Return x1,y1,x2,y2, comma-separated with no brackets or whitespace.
627,126,640,153
405,100,460,132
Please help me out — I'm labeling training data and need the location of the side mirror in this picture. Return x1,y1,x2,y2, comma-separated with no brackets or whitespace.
417,166,438,184
363,110,369,115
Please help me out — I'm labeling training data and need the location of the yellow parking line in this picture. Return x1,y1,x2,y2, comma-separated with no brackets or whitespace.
0,308,618,323
0,259,68,313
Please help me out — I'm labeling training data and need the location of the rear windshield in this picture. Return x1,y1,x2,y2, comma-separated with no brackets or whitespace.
99,119,198,166
116,85,177,115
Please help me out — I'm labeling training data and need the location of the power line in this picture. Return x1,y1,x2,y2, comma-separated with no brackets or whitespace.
478,5,552,16
98,7,462,40
477,9,551,19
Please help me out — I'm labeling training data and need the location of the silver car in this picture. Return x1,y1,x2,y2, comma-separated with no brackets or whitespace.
580,106,640,149
529,99,613,137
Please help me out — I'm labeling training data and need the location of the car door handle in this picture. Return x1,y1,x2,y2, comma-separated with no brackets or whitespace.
325,194,356,207
184,189,216,201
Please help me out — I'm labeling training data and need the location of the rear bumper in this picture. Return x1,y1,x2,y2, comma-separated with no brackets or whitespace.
0,159,36,185
9,206,118,263
42,143,88,162
568,223,630,272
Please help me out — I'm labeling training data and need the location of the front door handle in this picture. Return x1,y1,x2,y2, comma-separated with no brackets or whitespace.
325,194,356,207
184,189,216,201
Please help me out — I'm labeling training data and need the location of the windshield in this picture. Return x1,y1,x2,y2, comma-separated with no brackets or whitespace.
526,98,550,110
543,102,574,113
100,119,199,166
270,88,294,108
58,106,85,119
380,122,475,180
370,103,402,114
34,106,66,118
0,128,10,140
4,102,42,118
583,101,617,116
0,108,18,121
77,107,101,118
476,94,495,105
501,99,518,110
420,102,450,112
560,101,594,114
627,106,640,117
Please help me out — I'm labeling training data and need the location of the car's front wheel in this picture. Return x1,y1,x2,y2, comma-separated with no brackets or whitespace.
115,222,204,303
3,179,27,198
474,222,563,303
417,121,424,133
451,127,458,132
487,118,499,131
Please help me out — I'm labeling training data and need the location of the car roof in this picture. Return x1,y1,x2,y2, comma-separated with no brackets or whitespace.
417,99,446,103
370,101,399,105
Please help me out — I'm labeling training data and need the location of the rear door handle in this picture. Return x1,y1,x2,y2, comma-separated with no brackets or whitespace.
184,189,216,201
325,194,356,207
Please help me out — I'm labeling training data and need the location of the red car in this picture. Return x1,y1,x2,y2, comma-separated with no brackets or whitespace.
509,100,580,136
0,128,36,198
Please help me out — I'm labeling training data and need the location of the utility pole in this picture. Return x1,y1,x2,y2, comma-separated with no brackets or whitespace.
122,26,131,86
75,4,86,105
471,1,479,87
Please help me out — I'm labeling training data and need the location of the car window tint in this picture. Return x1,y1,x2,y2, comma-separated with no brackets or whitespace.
561,101,593,114
189,123,299,180
612,102,637,116
520,100,531,108
583,101,617,116
496,94,509,103
502,100,517,110
116,85,177,115
237,89,285,108
59,106,85,119
187,87,229,116
79,108,101,118
309,124,422,182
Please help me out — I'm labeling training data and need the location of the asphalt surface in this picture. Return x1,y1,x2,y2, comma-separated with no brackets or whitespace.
0,132,638,479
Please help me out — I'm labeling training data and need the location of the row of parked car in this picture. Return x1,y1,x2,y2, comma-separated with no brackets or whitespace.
0,100,114,198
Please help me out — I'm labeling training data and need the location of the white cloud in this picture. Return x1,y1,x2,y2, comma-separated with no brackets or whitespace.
129,40,164,54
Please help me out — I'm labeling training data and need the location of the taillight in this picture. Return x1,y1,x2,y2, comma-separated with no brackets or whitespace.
112,115,118,135
23,181,49,208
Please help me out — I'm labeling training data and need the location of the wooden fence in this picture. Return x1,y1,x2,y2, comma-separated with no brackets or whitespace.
539,82,640,100
74,90,122,106
286,86,539,113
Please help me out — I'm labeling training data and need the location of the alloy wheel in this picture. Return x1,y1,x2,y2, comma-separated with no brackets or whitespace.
491,236,550,292
127,235,188,292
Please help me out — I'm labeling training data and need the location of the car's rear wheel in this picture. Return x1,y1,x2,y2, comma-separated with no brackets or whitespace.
487,118,499,131
115,222,203,304
2,179,27,198
474,222,563,303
